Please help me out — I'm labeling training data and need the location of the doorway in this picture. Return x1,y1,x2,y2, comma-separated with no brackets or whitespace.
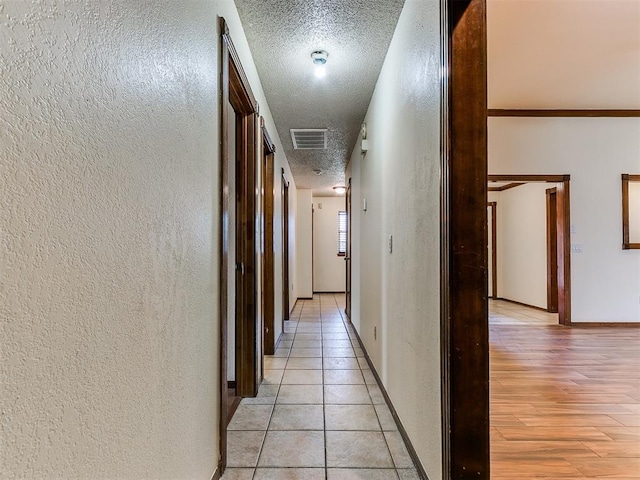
488,174,571,325
219,19,260,473
261,119,276,355
281,169,290,322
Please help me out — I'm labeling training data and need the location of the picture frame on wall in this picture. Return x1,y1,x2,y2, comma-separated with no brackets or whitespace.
621,174,640,249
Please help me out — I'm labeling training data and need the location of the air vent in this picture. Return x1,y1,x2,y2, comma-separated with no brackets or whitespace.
290,129,327,149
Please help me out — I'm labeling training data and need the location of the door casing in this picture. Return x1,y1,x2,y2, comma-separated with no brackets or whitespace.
261,119,276,354
546,187,559,313
281,170,290,321
488,175,571,325
345,178,352,319
219,17,260,474
441,0,490,477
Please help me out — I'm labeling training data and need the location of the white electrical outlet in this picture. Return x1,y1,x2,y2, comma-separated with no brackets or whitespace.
571,243,583,253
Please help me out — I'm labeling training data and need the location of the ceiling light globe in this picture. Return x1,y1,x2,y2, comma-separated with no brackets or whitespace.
311,50,328,65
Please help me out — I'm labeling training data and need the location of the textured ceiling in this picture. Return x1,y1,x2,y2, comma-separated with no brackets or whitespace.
235,0,405,196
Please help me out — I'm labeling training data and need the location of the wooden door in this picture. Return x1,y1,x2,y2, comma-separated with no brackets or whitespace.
546,188,559,313
282,170,290,321
262,121,276,354
232,107,258,399
487,202,497,299
345,179,352,318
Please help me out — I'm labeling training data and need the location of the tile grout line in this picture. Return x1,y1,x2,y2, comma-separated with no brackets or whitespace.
234,294,414,478
333,293,403,478
251,306,291,480
321,294,329,480
252,297,304,479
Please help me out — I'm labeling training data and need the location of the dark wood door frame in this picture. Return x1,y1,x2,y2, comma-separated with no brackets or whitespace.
488,202,497,299
281,169,290,321
441,0,489,478
219,18,260,475
488,174,571,325
261,118,276,355
622,174,640,249
546,188,559,313
345,178,352,319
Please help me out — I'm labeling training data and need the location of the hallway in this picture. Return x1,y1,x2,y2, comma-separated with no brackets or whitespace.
222,294,420,479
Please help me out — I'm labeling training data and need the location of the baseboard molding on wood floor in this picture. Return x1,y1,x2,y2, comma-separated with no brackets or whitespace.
349,325,429,480
571,322,640,327
496,297,549,312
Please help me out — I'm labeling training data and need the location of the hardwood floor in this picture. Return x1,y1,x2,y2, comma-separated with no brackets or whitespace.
490,300,640,479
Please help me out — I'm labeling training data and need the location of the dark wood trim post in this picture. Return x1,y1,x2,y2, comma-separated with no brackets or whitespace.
557,178,572,325
442,0,490,478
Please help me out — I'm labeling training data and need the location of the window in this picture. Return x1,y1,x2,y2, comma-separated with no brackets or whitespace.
338,211,347,256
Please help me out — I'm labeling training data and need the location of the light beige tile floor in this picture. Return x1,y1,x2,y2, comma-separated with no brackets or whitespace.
222,293,420,480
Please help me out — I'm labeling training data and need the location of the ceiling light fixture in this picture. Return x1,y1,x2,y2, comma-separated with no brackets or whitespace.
311,50,328,65
312,50,328,79
333,185,346,195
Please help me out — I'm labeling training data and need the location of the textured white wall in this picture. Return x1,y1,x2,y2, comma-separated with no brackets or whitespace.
287,185,297,314
312,197,346,293
295,189,313,298
493,184,551,309
0,1,220,477
0,1,296,477
489,118,640,322
346,0,442,476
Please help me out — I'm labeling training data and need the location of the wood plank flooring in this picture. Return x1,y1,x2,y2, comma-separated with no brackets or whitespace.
490,300,640,479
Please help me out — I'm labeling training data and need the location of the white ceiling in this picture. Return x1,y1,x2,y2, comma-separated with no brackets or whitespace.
488,0,640,109
235,0,406,196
